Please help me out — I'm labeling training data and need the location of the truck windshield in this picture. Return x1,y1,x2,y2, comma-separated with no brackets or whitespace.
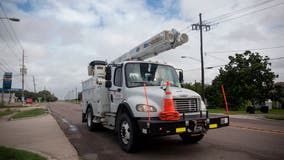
125,63,181,88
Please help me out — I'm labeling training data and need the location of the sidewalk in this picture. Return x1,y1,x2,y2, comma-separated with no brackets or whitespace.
0,107,79,160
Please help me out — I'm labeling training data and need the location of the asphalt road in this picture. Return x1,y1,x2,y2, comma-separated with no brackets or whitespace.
48,102,284,160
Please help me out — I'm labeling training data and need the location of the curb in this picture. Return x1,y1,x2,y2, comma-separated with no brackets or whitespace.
229,125,284,135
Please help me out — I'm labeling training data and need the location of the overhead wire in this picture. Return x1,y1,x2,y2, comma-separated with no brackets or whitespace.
204,0,276,23
184,56,284,72
0,2,23,52
205,54,225,62
179,1,276,35
270,57,284,60
0,63,10,71
0,20,21,59
205,45,284,54
207,1,284,24
0,58,18,73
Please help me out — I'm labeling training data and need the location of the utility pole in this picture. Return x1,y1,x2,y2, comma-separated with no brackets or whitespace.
1,83,3,105
192,13,211,101
21,50,25,106
75,87,77,104
33,75,36,93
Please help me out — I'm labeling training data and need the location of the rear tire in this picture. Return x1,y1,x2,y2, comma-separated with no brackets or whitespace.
180,133,204,143
117,113,140,152
86,107,102,131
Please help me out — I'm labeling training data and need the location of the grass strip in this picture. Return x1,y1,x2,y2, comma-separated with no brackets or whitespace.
12,108,48,119
208,108,284,115
0,110,14,117
265,115,284,120
0,146,47,160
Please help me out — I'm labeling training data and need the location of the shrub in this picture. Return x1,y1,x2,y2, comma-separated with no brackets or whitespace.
260,106,269,113
246,106,255,114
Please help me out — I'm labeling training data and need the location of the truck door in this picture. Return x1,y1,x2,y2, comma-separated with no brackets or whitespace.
110,67,124,112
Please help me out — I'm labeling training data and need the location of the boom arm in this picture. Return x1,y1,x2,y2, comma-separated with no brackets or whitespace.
111,29,188,64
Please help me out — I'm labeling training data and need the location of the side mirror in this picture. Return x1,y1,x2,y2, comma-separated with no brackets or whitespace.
105,66,112,81
179,71,184,83
105,80,112,88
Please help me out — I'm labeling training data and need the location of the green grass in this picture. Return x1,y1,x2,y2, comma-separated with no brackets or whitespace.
0,146,47,160
65,100,80,104
268,109,284,114
207,108,248,115
12,108,48,119
0,110,14,117
265,115,284,120
207,108,284,115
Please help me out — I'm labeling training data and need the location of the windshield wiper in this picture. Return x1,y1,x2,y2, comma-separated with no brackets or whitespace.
130,81,160,86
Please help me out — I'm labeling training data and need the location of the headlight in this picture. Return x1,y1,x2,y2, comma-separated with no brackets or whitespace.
136,104,157,112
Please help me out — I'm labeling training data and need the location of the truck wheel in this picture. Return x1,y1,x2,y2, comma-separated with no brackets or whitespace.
86,107,95,131
179,133,204,143
117,113,139,152
86,107,102,131
82,113,87,123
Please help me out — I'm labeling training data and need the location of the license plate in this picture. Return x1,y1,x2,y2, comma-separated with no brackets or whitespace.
194,126,203,132
209,124,218,129
176,127,186,133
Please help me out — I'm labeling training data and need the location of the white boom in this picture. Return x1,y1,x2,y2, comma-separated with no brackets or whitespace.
111,29,188,64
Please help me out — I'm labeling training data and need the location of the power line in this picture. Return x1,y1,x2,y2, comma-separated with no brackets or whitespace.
184,56,284,72
0,60,17,73
0,21,21,58
205,0,275,23
0,63,10,71
0,67,5,72
270,57,284,60
209,1,284,24
0,56,18,73
0,2,23,52
180,1,276,34
206,45,284,54
205,53,225,62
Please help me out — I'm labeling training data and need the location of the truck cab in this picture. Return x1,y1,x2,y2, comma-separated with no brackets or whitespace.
108,61,205,118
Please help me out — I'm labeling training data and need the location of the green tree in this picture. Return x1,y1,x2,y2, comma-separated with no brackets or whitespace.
183,82,215,107
38,90,58,102
211,51,277,110
14,90,58,102
183,82,202,95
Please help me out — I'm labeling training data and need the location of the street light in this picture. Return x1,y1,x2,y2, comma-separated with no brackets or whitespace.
0,17,20,22
181,56,200,62
205,64,226,70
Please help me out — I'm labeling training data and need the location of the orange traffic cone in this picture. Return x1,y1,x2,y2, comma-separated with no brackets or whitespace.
159,81,180,121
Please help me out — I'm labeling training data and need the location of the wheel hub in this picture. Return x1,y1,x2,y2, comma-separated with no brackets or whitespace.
87,110,92,127
120,121,130,144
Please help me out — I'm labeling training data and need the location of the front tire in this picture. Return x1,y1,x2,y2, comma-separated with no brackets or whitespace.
180,133,204,143
117,113,140,152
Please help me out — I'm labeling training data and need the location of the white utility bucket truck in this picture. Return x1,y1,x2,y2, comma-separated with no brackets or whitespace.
81,29,229,152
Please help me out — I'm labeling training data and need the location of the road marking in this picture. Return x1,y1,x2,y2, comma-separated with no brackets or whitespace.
229,125,284,135
62,118,68,123
69,124,78,131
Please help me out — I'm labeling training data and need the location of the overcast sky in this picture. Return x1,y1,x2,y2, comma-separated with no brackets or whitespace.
0,0,283,99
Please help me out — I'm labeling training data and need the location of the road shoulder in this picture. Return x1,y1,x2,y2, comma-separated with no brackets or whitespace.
0,106,79,160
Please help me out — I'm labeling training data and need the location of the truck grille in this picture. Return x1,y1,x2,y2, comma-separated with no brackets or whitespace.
173,98,200,113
